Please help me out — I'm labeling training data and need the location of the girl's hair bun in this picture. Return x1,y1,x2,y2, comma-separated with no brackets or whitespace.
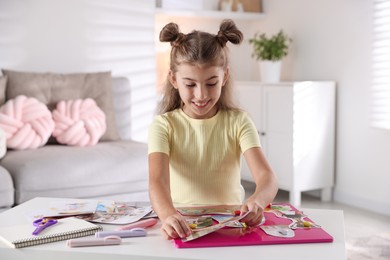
159,23,186,47
217,19,243,46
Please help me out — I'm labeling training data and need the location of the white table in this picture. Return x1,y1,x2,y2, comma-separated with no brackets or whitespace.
0,197,347,260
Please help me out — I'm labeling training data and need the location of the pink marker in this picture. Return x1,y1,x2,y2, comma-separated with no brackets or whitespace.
67,236,121,247
115,218,158,231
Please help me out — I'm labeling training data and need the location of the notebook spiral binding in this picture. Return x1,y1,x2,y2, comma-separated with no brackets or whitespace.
12,225,103,248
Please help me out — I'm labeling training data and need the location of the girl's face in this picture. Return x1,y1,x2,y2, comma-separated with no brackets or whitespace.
169,63,229,119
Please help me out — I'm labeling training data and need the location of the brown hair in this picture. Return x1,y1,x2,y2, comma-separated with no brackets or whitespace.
157,19,243,114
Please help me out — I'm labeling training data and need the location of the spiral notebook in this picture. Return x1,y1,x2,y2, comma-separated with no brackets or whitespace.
0,217,102,248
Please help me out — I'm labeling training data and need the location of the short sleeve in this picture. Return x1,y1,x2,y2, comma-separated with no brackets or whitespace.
238,112,261,153
148,115,170,155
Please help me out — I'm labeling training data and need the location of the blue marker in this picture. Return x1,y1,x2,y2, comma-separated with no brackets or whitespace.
95,228,147,238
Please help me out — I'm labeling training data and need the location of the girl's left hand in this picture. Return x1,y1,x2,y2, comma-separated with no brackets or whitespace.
239,200,265,226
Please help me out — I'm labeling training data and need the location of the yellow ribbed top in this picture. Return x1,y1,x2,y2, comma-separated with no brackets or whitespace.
148,109,260,205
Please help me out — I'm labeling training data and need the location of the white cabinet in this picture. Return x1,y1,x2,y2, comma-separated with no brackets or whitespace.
236,81,336,206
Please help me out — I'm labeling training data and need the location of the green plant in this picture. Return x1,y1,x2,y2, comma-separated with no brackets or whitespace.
249,30,292,61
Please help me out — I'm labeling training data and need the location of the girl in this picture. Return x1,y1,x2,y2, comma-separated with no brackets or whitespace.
148,19,278,240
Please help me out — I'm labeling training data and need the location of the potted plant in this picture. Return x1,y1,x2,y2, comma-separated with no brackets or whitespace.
249,30,292,83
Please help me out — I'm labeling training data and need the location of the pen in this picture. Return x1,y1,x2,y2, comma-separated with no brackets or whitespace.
95,228,147,238
115,218,158,231
67,236,122,247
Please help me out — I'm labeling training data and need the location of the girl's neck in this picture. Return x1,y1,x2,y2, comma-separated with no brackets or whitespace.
181,105,219,120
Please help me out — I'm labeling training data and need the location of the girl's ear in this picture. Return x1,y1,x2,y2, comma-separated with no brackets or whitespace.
222,67,230,86
168,70,177,89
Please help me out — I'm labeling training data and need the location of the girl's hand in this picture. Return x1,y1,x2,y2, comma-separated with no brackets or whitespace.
160,213,192,240
239,200,265,226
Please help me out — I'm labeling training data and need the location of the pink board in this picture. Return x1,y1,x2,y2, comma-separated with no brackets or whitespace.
173,204,333,248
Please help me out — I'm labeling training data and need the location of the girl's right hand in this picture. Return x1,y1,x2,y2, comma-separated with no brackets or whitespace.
160,213,192,240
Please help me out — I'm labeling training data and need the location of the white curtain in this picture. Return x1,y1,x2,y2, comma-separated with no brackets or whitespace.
371,0,390,130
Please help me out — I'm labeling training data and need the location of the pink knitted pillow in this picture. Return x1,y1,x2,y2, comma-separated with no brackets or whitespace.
0,95,54,150
52,98,106,146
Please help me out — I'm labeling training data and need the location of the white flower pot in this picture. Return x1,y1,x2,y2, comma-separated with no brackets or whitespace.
259,60,282,83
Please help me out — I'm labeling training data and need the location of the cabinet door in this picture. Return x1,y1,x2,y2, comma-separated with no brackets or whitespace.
235,84,262,129
262,85,293,190
235,84,262,181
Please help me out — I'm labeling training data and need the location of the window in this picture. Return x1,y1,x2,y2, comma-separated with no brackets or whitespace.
371,0,390,130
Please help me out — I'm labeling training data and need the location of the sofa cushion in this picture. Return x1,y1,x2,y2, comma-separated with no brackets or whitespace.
2,70,120,142
0,76,6,106
0,165,14,208
0,95,54,150
111,77,132,140
1,140,148,204
52,98,106,146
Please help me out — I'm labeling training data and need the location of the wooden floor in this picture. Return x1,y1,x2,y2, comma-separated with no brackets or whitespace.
242,181,390,260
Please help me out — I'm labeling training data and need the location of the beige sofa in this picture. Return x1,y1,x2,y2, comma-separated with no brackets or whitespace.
0,72,149,210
